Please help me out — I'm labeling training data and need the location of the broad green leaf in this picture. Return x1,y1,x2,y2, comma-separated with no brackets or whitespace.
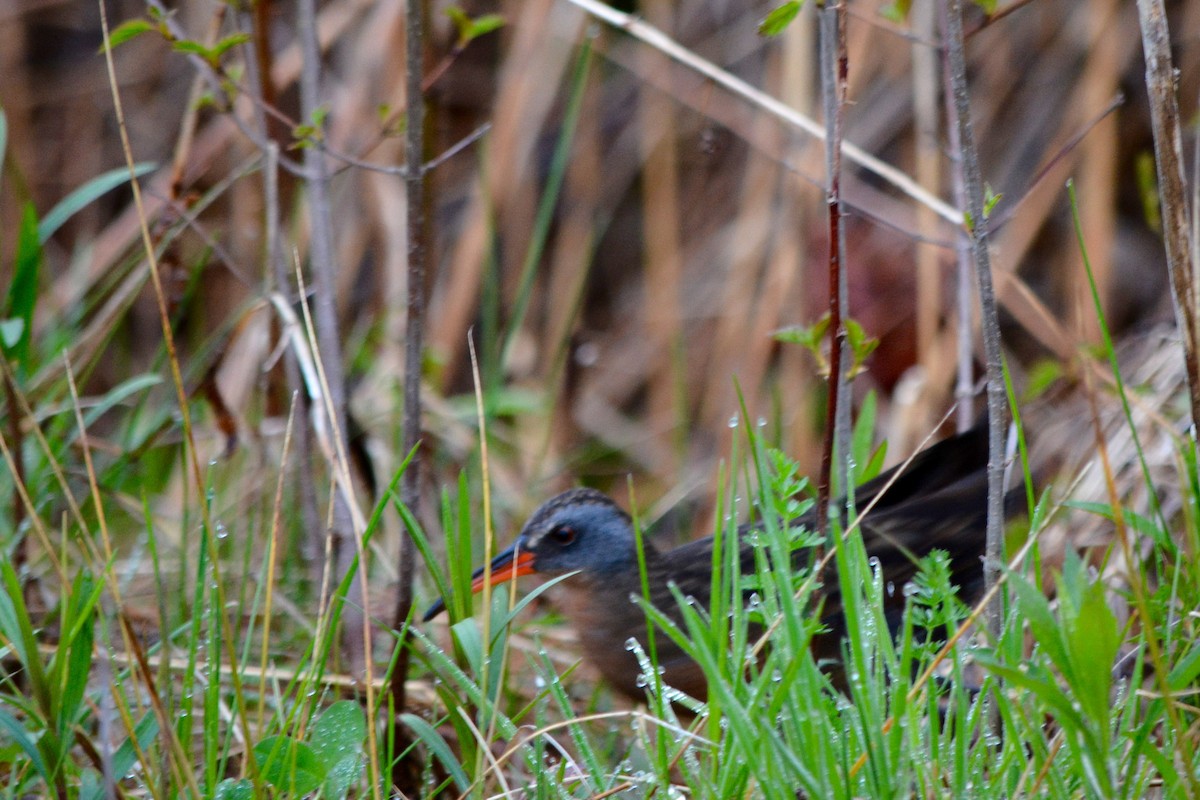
1009,571,1068,670
214,779,254,800
309,700,366,768
253,736,326,795
1066,580,1119,725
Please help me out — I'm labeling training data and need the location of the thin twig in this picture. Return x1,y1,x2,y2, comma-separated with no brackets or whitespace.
389,0,427,790
944,0,1008,730
816,0,850,540
293,0,379,788
1135,0,1200,436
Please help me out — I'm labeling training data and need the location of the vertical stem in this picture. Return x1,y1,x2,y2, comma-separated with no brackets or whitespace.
943,0,1007,651
296,0,358,645
296,0,380,791
1135,0,1200,436
816,0,849,539
939,0,974,435
391,0,426,790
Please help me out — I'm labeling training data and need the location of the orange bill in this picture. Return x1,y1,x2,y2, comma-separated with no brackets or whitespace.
422,542,537,622
469,545,536,593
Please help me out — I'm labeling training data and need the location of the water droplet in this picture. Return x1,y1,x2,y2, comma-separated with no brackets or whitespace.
728,415,739,428
886,581,895,597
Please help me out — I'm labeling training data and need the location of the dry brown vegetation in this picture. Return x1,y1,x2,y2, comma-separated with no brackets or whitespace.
1,0,1198,790
5,0,1193,550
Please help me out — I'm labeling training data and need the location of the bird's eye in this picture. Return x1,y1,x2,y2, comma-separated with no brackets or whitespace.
548,525,576,545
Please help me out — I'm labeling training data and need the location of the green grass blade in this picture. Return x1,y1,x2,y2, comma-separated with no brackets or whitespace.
37,162,157,244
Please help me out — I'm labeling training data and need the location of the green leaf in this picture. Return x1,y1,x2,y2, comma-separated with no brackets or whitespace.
858,442,887,486
0,708,50,784
759,1,802,36
1065,579,1119,725
1169,639,1200,691
210,32,251,59
983,184,1003,218
879,0,912,22
845,318,879,376
4,203,41,367
850,391,883,485
400,713,470,791
1009,571,1069,670
465,14,505,41
213,779,254,800
171,40,208,56
774,313,830,352
1136,151,1161,233
322,756,362,800
39,163,156,244
1023,359,1063,400
101,18,154,52
309,700,366,768
81,373,163,428
253,736,326,795
445,5,471,38
0,319,24,348
54,573,100,738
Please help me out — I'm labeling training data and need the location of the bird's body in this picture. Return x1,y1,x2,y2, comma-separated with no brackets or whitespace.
425,425,1014,701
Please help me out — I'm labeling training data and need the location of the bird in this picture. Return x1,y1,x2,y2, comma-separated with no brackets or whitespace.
423,424,1018,701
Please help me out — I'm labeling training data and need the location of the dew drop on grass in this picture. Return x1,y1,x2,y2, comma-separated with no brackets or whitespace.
728,415,739,428
625,637,638,652
886,581,895,597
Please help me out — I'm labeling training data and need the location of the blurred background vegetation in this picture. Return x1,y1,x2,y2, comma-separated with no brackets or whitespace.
1,0,1198,793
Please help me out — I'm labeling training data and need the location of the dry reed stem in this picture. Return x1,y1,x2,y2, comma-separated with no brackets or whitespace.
567,0,960,224
98,3,267,784
639,0,684,469
429,0,582,378
1136,0,1200,436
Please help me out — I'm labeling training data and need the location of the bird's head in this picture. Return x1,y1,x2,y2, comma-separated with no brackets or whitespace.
422,488,640,621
